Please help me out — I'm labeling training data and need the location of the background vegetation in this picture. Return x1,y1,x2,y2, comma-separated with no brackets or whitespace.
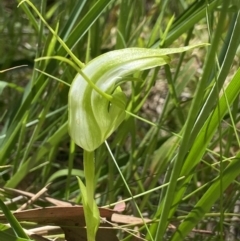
0,0,240,240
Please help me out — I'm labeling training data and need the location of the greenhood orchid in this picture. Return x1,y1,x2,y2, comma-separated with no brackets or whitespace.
68,45,204,151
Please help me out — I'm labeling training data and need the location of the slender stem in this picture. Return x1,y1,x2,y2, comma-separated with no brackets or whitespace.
83,150,95,208
18,0,85,69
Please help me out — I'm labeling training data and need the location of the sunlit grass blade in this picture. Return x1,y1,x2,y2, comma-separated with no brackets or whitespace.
57,0,114,55
171,154,240,241
16,0,39,34
5,122,68,188
59,0,87,41
152,66,240,239
190,10,240,141
153,1,232,239
0,200,30,240
151,0,219,48
182,67,240,175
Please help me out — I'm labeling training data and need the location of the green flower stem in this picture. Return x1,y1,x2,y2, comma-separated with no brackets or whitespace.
78,150,100,241
83,150,95,208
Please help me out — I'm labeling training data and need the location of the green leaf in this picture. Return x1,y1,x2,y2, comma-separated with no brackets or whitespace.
0,81,24,94
57,0,113,54
0,230,31,241
47,169,84,183
0,223,31,240
171,67,240,241
0,200,30,239
0,81,8,95
172,157,240,241
77,176,100,241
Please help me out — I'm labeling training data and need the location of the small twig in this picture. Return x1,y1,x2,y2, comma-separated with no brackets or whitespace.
16,183,51,211
3,187,74,207
0,65,28,73
100,216,148,241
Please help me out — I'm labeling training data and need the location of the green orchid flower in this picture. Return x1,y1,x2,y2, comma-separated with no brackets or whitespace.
69,45,204,151
69,48,168,151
